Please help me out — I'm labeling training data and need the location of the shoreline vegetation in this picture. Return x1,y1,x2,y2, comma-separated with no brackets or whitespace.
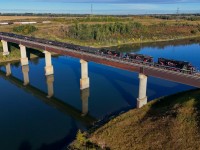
1,15,200,48
70,89,200,150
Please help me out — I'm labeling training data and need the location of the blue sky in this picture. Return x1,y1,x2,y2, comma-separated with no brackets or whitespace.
0,0,200,14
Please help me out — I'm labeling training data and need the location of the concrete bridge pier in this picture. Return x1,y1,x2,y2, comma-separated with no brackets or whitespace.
1,40,9,56
19,45,28,66
80,59,90,90
46,74,54,98
5,63,11,76
137,73,148,108
22,65,29,86
44,51,54,76
80,88,90,116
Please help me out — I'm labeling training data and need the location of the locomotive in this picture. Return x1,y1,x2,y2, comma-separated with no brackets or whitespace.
158,58,195,73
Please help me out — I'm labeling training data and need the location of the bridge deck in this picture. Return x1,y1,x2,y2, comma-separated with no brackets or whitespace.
0,32,200,88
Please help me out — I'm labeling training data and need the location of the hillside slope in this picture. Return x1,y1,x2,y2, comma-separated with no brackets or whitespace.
90,89,200,150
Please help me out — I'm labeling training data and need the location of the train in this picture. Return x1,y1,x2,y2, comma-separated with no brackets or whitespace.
0,32,196,74
98,49,196,74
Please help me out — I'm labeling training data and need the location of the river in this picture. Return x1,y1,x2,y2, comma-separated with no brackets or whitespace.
0,38,199,150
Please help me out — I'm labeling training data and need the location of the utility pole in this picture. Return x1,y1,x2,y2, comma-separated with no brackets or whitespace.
176,7,180,22
176,7,179,15
91,3,93,15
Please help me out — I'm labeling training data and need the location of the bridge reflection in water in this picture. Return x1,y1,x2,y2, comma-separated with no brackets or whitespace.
0,63,96,126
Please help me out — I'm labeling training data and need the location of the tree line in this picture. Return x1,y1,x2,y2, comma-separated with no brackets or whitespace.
66,22,143,42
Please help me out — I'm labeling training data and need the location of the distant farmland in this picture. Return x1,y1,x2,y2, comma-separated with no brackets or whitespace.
0,16,44,21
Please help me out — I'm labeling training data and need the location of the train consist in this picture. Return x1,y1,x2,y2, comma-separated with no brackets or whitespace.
99,49,196,74
0,32,196,74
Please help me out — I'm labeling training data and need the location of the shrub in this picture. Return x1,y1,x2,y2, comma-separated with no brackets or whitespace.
13,24,38,34
191,29,198,34
67,22,143,42
76,130,88,146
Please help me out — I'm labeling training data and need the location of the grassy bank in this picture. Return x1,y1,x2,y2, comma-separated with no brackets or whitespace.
71,89,200,150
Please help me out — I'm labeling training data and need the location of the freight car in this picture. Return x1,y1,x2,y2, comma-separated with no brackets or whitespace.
125,53,154,63
99,49,120,57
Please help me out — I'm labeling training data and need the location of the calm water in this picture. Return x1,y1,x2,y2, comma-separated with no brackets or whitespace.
0,38,200,150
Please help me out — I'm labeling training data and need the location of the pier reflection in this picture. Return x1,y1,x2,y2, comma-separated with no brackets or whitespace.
5,63,11,76
0,64,96,125
80,88,90,116
46,75,54,98
21,65,29,86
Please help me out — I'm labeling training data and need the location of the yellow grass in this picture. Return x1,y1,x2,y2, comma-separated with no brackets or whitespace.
0,16,45,21
88,89,200,150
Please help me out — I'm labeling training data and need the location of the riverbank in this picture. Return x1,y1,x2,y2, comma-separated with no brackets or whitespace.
70,89,200,150
0,48,42,64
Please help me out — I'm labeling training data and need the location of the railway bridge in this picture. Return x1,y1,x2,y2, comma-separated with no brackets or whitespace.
0,32,200,108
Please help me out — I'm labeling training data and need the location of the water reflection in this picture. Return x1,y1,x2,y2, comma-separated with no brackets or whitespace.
5,63,11,76
46,75,54,98
22,65,29,86
80,88,90,116
0,66,96,126
111,37,200,52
